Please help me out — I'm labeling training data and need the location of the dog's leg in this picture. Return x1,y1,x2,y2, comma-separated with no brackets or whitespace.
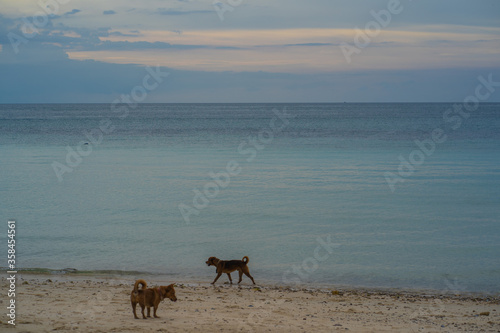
243,267,256,284
153,304,160,318
141,304,147,319
226,273,233,284
212,272,223,284
245,271,256,284
237,269,243,284
147,306,151,318
132,301,139,319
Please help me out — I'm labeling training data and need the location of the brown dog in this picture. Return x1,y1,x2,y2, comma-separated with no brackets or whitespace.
206,256,256,285
130,279,177,319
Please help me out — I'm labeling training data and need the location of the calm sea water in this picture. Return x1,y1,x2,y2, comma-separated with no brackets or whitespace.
1,103,499,294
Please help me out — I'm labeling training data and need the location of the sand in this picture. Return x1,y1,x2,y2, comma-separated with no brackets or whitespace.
1,275,499,332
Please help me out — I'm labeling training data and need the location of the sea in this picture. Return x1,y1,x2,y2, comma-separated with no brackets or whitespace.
1,103,499,295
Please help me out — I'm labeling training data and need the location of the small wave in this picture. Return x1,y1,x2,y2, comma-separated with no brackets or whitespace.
1,267,161,276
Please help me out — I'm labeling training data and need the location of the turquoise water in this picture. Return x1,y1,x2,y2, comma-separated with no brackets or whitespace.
1,103,499,293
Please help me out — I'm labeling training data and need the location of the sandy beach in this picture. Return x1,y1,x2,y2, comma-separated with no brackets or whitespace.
1,275,499,332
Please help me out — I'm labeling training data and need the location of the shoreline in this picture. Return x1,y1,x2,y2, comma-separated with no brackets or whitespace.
2,274,499,332
8,268,499,299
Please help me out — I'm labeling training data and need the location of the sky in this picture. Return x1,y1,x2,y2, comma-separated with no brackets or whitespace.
0,0,499,103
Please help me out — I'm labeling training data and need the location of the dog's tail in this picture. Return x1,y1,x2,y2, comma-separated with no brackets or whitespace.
242,256,249,264
133,279,147,295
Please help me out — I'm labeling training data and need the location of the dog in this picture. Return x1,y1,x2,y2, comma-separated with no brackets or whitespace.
130,279,177,319
206,256,255,285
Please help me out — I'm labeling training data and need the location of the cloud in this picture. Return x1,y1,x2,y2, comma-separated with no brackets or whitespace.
0,15,16,45
0,40,69,64
108,31,142,37
81,40,210,51
2,8,499,75
0,42,147,102
103,10,117,15
155,8,212,16
1,40,499,103
64,9,81,16
281,43,334,47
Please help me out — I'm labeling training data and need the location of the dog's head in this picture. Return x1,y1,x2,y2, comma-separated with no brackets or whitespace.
206,257,220,267
160,284,177,302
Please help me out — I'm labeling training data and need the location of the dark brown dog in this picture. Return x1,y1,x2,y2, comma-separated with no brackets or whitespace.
206,256,256,285
130,279,177,319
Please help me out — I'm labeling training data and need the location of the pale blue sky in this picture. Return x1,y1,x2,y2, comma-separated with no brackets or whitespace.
0,0,499,102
